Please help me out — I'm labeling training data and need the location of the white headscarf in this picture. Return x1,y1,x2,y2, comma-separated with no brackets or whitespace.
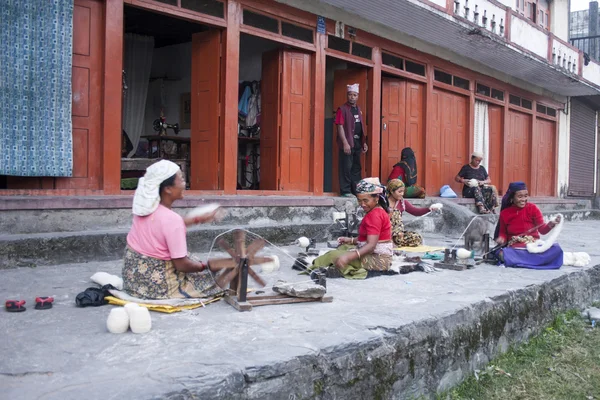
132,160,181,216
347,83,359,93
472,151,484,159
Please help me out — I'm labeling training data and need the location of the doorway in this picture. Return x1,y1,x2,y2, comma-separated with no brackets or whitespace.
237,33,312,192
506,109,532,190
323,56,370,193
121,6,219,190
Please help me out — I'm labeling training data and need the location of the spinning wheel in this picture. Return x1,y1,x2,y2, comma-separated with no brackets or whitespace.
208,230,270,290
208,229,333,312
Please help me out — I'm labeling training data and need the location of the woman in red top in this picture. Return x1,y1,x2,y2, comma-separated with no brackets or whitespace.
387,147,426,198
493,181,563,269
310,178,393,279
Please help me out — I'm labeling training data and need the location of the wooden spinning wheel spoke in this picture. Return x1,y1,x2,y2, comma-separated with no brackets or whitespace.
216,238,238,261
207,258,237,271
216,267,239,289
233,230,246,258
252,256,274,265
246,238,266,258
247,267,266,287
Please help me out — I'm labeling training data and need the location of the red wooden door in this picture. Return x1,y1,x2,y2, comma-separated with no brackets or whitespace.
56,0,104,190
190,30,221,190
381,78,406,180
279,51,312,191
428,89,468,195
488,104,503,194
331,68,368,193
260,50,282,190
404,81,425,180
534,118,556,196
506,110,532,190
380,78,424,182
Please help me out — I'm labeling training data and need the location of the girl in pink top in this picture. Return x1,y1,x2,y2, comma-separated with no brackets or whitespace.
122,160,223,300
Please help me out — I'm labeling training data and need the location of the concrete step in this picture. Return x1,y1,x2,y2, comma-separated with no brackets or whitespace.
1,195,596,268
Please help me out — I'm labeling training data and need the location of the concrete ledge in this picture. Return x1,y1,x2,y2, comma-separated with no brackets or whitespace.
0,222,333,268
1,221,599,400
0,195,336,210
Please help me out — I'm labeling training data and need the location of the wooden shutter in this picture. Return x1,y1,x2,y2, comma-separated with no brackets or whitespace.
569,99,597,196
190,30,221,190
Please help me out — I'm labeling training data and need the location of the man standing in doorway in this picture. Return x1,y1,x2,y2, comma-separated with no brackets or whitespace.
335,83,368,197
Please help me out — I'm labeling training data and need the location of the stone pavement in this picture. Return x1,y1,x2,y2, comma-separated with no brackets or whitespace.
1,220,600,400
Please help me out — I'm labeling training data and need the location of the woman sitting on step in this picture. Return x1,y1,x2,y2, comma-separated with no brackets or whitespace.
122,160,224,300
386,147,426,198
386,179,442,247
493,181,563,269
454,152,499,214
309,177,394,279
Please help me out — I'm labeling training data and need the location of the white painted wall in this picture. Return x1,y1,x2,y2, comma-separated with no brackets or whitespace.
143,42,192,138
557,98,571,197
495,0,512,9
552,38,579,73
463,0,506,36
428,0,446,8
510,15,549,58
550,0,570,42
583,59,600,84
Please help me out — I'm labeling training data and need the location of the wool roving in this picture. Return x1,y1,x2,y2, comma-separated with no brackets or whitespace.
106,308,130,334
123,302,140,317
526,213,564,254
129,306,152,334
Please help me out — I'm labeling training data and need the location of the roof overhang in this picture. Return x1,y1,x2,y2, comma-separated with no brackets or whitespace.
276,0,600,99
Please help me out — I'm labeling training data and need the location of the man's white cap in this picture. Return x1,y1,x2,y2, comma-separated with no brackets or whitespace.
347,83,359,93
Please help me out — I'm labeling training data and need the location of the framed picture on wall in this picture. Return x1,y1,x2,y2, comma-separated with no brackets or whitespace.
180,92,191,129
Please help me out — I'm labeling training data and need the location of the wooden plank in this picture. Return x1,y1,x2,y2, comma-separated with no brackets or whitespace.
190,30,221,190
248,296,333,306
311,32,326,194
224,295,253,311
221,0,241,194
367,47,382,178
279,50,312,191
260,50,282,190
101,0,122,194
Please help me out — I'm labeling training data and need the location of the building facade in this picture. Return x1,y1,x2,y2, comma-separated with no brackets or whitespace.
2,0,600,197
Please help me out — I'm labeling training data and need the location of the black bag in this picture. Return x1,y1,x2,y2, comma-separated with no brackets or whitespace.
75,285,115,307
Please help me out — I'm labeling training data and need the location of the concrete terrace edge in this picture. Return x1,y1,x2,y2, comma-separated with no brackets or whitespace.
0,195,337,210
157,265,600,400
0,223,333,268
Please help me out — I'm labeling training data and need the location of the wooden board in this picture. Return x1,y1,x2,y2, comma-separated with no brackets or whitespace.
190,30,221,190
260,50,282,190
380,77,425,181
427,89,468,195
533,118,556,196
488,104,504,194
506,109,532,191
279,51,312,191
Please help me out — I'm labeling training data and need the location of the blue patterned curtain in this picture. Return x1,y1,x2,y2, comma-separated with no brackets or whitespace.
0,0,74,177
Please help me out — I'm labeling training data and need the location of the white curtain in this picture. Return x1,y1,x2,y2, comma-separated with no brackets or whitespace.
473,100,490,169
122,34,154,158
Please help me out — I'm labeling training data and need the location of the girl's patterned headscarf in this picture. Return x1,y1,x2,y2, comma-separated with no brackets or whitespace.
386,178,405,196
356,177,384,194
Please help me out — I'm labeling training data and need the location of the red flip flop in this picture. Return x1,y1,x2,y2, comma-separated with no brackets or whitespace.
5,300,26,312
35,297,54,310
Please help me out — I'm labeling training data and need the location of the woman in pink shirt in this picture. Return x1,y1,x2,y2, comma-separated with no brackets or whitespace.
122,160,224,300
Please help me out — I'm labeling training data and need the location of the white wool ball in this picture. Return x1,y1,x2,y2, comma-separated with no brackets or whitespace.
297,237,310,248
124,303,140,317
429,203,443,211
129,306,152,334
106,308,130,334
456,248,474,259
270,255,280,271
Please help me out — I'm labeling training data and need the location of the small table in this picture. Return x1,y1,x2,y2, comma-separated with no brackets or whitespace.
141,135,190,159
